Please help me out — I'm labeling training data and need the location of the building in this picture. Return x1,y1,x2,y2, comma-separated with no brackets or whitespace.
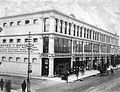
0,10,119,77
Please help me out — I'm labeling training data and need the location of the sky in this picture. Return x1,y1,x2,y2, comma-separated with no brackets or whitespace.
0,0,120,35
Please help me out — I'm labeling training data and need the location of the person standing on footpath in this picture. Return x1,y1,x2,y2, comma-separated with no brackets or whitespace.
21,80,26,92
0,78,4,91
5,80,11,92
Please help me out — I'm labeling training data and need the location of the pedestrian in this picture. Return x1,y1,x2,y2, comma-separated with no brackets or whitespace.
21,80,26,92
5,80,11,92
81,67,85,75
110,68,114,74
75,68,79,80
0,78,4,91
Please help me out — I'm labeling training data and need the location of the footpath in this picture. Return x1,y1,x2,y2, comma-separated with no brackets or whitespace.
11,70,100,92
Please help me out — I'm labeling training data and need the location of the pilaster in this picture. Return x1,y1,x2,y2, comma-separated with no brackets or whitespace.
48,35,54,77
49,16,55,33
48,56,54,77
38,35,43,76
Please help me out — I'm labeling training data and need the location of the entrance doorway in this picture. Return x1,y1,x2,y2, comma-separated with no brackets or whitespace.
42,58,49,76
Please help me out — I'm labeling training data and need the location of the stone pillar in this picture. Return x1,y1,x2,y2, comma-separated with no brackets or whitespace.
38,35,43,76
82,41,85,54
48,57,54,77
49,16,55,33
71,56,74,68
71,39,74,68
48,35,54,77
39,57,42,76
82,26,84,38
91,57,94,69
71,23,74,36
40,17,44,33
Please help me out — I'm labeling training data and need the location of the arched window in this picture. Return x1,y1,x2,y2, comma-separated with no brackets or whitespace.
3,23,7,27
25,20,30,24
2,39,6,43
33,19,38,24
2,56,6,61
17,39,21,43
16,57,20,62
9,39,13,43
32,58,37,63
17,21,22,25
9,57,13,61
33,38,38,42
10,22,14,26
24,58,28,62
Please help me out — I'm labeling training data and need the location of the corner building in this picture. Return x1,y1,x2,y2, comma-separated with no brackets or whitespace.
0,10,119,77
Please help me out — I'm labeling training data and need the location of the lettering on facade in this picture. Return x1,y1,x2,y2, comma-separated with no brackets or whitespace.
0,44,40,54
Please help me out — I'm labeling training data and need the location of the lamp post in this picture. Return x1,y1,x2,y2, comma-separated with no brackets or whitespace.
0,27,3,65
27,32,32,92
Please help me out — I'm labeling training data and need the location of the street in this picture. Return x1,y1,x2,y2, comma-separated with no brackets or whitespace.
1,69,120,92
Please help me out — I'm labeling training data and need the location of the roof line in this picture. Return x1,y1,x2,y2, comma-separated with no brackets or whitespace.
0,9,118,37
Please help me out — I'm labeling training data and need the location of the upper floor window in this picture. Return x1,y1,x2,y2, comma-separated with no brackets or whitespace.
9,57,13,61
43,37,49,53
10,22,14,26
55,18,58,32
2,56,6,61
93,31,95,40
84,28,86,38
80,27,83,37
2,39,6,43
73,25,76,36
89,30,92,39
3,23,7,27
25,20,30,24
33,38,38,42
17,39,21,43
24,58,28,62
65,22,67,34
17,21,22,25
32,58,37,63
33,19,38,24
95,32,97,40
87,29,89,39
60,20,63,33
44,18,49,32
16,57,20,62
25,38,28,43
9,39,13,43
77,26,79,37
69,23,71,35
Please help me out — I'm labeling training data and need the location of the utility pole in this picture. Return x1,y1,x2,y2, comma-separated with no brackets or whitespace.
27,32,32,92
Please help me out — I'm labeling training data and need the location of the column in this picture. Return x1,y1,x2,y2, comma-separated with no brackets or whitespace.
71,23,74,36
82,41,85,54
49,16,55,33
82,26,84,38
71,56,74,68
48,57,54,77
39,35,43,76
39,57,42,76
66,22,69,35
40,17,44,33
48,35,54,77
71,39,74,68
91,57,94,69
58,19,60,33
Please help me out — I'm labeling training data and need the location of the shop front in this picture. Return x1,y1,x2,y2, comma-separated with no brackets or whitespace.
54,58,71,76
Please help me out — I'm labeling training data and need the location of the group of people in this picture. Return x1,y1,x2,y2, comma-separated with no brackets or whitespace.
0,78,27,92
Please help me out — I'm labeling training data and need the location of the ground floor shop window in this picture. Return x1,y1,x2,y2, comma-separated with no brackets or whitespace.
54,58,71,76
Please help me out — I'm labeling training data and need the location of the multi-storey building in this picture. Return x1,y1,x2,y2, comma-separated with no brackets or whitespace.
0,10,119,77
